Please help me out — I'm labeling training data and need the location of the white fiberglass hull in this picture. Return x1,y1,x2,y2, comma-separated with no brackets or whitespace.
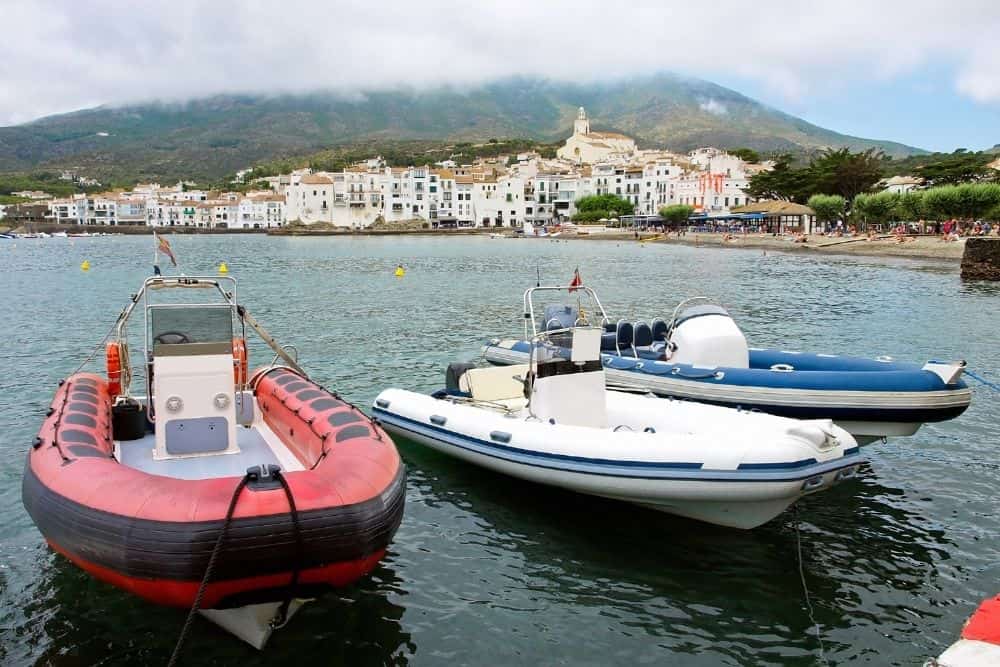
373,388,863,529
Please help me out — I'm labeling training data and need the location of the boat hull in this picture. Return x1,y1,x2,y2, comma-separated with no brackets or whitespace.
484,340,970,443
373,389,863,529
23,371,406,611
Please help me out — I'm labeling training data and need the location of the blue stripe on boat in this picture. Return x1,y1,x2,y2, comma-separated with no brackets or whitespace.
373,408,864,483
503,340,967,392
489,342,970,424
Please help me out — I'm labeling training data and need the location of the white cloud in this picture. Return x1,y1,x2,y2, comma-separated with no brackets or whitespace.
0,0,998,126
956,43,1000,103
699,99,728,116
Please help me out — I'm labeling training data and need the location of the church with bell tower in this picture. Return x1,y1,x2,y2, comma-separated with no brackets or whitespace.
556,106,637,164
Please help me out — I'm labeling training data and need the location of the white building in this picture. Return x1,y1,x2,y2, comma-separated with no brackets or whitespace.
882,175,923,194
237,193,285,229
87,196,118,225
117,198,148,226
47,194,89,225
258,106,764,229
556,107,637,164
286,174,335,224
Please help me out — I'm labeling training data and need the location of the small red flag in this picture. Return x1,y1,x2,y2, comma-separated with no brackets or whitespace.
568,268,582,292
156,234,177,266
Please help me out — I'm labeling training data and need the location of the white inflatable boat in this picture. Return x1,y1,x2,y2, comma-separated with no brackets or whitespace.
374,325,863,529
483,287,970,445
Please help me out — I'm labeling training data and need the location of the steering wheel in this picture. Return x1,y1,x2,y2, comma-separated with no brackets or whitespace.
154,331,192,344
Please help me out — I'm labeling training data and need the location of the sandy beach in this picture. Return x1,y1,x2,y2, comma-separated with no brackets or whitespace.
566,230,969,261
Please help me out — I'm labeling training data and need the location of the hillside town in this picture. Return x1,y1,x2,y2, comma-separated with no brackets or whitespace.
5,106,998,237
2,108,775,232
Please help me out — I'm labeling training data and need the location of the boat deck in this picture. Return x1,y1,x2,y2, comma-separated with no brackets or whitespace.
116,426,288,480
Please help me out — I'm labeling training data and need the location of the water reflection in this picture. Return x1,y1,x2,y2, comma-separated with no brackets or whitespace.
3,236,998,666
20,546,415,665
399,439,957,666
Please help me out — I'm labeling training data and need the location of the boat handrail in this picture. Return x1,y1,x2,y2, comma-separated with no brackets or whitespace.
522,285,609,339
107,274,308,408
665,296,720,338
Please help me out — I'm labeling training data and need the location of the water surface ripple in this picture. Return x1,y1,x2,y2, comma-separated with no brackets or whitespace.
1,236,997,665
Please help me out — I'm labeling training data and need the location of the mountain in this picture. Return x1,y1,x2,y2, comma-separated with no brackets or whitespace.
0,74,926,181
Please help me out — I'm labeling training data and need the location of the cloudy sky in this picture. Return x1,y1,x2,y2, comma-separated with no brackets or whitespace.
2,0,998,151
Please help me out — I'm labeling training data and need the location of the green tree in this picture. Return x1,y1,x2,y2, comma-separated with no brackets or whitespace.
744,154,812,202
921,183,1000,219
658,204,695,224
922,187,960,220
574,194,634,220
852,192,899,226
894,191,926,221
809,148,885,201
728,148,760,163
572,210,606,223
916,151,995,186
806,194,845,226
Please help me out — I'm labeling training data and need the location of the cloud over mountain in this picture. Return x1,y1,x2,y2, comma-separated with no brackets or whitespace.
1,0,999,130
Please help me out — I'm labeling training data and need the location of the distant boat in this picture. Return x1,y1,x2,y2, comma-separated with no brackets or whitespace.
522,221,549,238
52,231,68,238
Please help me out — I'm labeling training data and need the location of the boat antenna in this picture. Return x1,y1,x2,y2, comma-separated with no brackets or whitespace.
536,265,540,288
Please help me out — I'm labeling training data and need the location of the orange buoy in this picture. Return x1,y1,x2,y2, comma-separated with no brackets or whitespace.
232,337,248,385
106,342,122,398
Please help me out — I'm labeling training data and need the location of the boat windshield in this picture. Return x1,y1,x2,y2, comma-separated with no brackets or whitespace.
150,305,234,349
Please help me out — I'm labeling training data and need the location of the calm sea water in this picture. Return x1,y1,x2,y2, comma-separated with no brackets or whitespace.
1,235,998,666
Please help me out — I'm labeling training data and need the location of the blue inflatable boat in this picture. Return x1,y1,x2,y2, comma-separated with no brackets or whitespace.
483,288,971,444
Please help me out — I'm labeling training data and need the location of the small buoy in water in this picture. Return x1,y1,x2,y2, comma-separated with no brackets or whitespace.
218,261,228,274
80,260,91,271
395,264,405,277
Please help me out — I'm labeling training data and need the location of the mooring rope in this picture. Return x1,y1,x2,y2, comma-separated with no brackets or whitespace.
793,506,829,667
69,318,120,376
964,368,1000,392
270,469,303,630
168,471,252,667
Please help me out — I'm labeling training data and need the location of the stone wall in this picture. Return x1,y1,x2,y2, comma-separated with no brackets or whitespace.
961,238,1000,280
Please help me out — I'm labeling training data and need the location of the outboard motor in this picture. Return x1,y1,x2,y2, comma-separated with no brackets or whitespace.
666,302,749,368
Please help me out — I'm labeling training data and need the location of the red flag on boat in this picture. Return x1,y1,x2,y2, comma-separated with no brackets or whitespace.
568,268,582,292
155,233,177,267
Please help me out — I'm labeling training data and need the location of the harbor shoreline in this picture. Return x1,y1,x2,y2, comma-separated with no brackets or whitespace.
562,230,967,261
0,222,970,261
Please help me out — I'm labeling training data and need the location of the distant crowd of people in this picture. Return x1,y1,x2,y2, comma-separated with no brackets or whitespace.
939,219,997,242
640,217,1000,244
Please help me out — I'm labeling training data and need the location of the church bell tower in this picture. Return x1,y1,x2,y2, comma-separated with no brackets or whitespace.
573,107,590,135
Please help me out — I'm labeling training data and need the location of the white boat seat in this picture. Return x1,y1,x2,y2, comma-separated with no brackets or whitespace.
460,364,529,403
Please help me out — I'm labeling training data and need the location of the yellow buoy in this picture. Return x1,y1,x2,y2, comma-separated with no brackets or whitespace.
394,265,405,278
80,260,91,271
218,261,229,274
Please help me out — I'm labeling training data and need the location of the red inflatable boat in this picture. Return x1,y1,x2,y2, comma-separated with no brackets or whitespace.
22,275,405,648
